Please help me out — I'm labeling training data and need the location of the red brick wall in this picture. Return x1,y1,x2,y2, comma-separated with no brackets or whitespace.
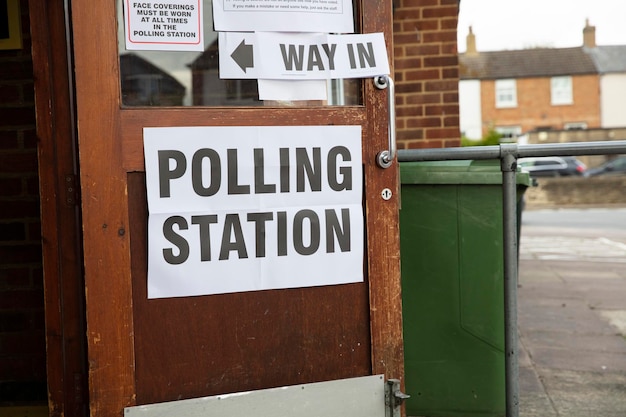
393,0,461,149
480,75,601,134
0,0,47,403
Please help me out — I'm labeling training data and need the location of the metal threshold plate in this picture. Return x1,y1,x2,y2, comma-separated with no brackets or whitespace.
125,374,385,417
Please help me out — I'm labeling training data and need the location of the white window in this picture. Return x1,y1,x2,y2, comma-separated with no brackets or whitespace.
564,122,587,130
495,126,522,140
495,79,517,108
551,76,573,105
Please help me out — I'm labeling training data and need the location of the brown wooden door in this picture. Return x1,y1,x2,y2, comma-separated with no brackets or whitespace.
70,0,402,415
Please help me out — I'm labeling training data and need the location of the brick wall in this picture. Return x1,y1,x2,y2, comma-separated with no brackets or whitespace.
525,176,626,208
393,0,461,149
0,0,47,404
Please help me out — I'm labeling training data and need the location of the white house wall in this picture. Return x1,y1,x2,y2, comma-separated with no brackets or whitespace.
601,73,626,128
459,79,482,140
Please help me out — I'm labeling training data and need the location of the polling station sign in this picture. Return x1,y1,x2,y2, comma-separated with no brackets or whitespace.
144,126,364,299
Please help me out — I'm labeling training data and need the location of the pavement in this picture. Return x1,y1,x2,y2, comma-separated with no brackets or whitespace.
517,224,626,416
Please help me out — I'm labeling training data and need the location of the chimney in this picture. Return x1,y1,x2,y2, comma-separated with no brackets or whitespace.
583,19,596,48
466,26,478,55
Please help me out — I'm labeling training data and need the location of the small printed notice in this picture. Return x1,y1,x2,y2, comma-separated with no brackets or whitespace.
144,126,364,299
257,79,328,101
124,0,203,51
212,0,354,33
219,32,390,80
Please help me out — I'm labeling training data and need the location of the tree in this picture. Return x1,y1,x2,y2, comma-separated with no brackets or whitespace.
461,129,503,147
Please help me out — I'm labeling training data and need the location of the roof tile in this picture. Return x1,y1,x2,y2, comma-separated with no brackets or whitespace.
460,47,597,80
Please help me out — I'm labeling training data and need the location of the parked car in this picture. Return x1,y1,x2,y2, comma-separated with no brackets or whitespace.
583,156,626,177
518,156,587,177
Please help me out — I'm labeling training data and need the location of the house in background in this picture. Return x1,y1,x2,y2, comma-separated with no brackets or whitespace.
586,41,626,129
188,40,260,106
459,21,626,141
120,54,186,106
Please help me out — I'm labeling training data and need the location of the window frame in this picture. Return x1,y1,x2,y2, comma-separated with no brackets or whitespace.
495,79,517,109
551,76,573,106
495,125,522,140
564,122,587,130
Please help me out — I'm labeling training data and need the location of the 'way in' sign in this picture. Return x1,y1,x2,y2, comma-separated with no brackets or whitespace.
219,32,390,80
279,42,376,72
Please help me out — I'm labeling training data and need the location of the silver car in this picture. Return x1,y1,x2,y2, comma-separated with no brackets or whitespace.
518,156,587,177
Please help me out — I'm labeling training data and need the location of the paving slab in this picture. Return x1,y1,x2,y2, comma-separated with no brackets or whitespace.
541,370,626,416
521,329,626,354
517,232,626,416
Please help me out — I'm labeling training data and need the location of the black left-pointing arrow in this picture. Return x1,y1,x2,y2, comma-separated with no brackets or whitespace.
231,39,254,73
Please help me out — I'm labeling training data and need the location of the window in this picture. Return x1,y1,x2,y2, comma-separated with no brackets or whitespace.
495,125,522,140
115,0,362,107
564,122,587,130
551,76,573,105
495,79,517,108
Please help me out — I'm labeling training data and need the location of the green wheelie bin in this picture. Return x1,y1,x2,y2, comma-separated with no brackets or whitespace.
399,160,531,417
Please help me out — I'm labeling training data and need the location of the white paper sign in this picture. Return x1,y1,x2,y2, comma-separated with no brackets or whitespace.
123,0,204,51
219,32,390,80
257,79,328,100
212,0,354,33
144,126,364,299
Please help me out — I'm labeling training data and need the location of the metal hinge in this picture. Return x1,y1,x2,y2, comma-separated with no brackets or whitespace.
385,379,410,417
64,174,78,206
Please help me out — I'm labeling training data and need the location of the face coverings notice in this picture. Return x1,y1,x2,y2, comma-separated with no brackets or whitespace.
124,0,204,51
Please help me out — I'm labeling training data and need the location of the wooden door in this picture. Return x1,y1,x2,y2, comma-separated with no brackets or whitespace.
70,0,402,415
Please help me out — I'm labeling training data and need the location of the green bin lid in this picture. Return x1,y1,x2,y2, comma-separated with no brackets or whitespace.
400,159,532,186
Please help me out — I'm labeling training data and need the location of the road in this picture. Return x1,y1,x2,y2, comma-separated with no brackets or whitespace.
522,207,626,236
520,207,626,263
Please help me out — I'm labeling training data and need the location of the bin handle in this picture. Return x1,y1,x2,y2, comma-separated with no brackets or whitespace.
374,75,396,169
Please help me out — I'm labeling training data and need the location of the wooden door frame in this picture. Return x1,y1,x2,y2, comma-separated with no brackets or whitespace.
30,1,89,416
71,0,403,415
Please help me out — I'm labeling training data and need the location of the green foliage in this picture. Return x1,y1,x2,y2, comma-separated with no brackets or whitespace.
461,129,503,147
